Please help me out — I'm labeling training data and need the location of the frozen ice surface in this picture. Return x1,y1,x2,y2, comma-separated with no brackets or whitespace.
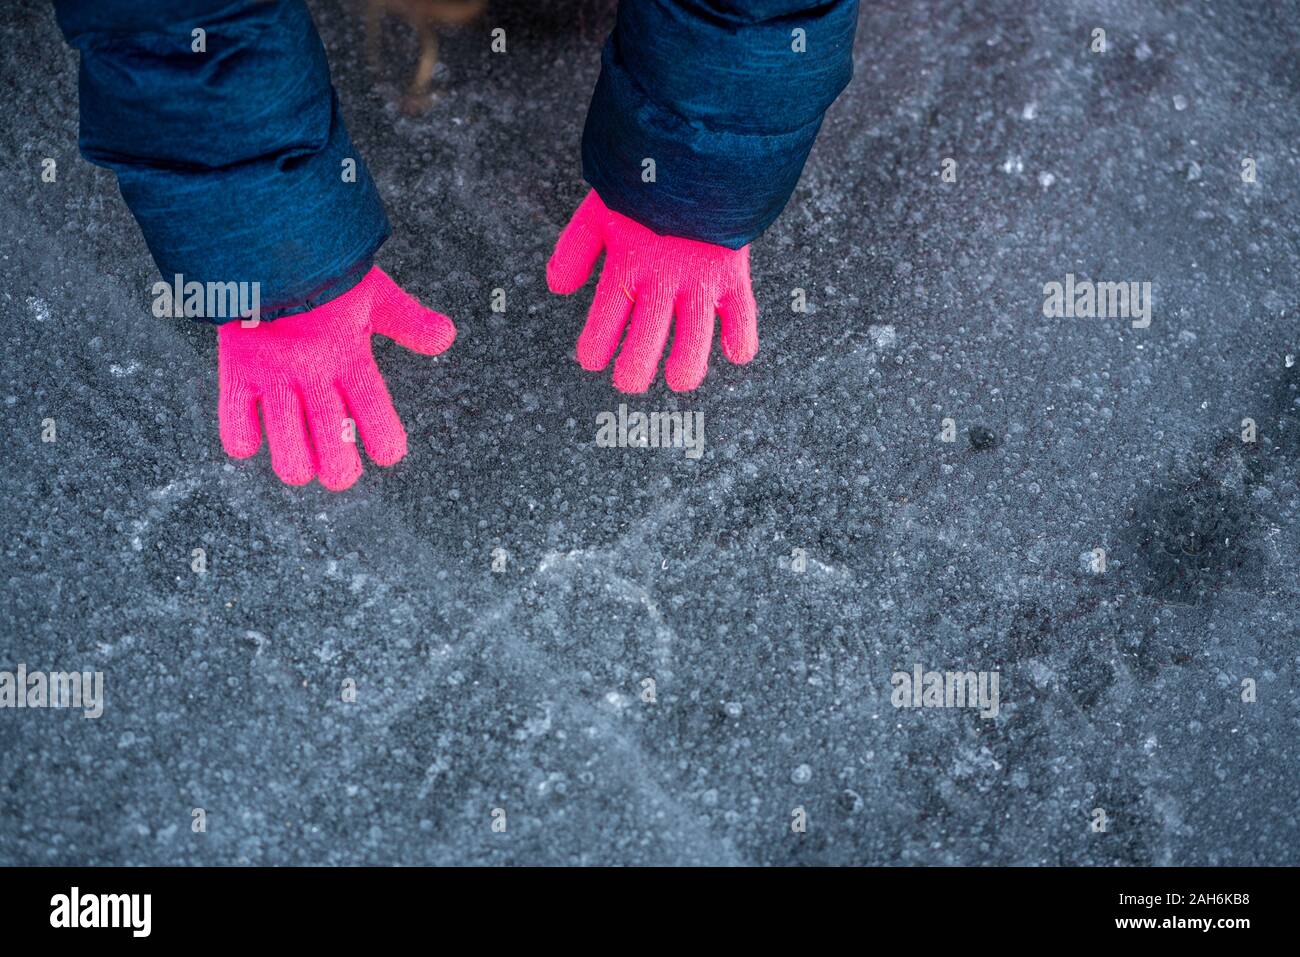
1,0,1298,865
868,324,898,350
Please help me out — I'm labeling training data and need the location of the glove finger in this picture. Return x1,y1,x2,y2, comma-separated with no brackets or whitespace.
303,384,364,492
613,285,674,394
718,282,759,365
576,266,634,372
261,386,315,486
371,272,457,356
664,288,715,392
340,361,408,467
218,379,262,458
547,214,604,294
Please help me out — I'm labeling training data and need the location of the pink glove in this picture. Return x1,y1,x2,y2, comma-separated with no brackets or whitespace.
547,190,759,393
217,266,455,491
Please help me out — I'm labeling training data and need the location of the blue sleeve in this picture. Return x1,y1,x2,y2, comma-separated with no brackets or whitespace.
53,0,390,322
581,0,859,249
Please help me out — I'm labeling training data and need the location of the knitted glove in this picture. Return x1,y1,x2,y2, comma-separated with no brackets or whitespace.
547,190,759,393
217,266,455,490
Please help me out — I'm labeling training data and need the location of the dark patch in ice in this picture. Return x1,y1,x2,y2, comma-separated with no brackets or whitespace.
1124,435,1263,606
968,424,998,451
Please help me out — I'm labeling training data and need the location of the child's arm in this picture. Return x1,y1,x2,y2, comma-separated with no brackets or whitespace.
582,0,859,249
53,0,390,317
53,0,455,490
549,0,859,392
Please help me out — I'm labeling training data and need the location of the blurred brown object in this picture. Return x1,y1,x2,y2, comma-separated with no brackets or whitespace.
366,0,487,113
